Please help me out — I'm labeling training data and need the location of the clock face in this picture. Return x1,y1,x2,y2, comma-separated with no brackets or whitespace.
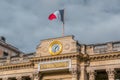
52,44,60,53
49,41,63,55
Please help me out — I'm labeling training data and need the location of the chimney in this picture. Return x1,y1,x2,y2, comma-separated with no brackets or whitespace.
0,36,6,42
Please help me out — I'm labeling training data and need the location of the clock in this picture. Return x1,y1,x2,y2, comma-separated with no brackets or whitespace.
49,40,63,55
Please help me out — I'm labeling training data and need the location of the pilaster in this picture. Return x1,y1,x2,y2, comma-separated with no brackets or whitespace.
80,63,87,80
71,68,79,80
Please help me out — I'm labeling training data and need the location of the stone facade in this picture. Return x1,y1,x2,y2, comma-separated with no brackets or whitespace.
0,36,22,58
0,35,120,80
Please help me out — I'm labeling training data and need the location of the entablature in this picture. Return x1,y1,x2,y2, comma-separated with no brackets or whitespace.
30,52,83,63
89,52,120,61
0,62,34,71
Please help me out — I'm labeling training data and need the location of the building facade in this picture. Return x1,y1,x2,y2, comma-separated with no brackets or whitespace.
0,35,120,80
0,36,22,57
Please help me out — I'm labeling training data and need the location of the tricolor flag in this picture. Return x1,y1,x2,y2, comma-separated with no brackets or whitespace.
48,9,64,24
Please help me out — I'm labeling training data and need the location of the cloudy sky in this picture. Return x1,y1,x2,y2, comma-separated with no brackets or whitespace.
0,0,120,53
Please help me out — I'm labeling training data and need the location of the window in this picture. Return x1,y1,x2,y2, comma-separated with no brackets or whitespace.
3,52,8,57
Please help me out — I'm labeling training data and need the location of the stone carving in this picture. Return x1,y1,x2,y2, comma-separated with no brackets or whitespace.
71,68,78,75
33,71,42,80
64,43,70,50
70,67,80,80
89,70,96,80
42,47,48,53
106,68,116,80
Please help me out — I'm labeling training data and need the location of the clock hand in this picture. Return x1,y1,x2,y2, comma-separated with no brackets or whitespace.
55,46,58,50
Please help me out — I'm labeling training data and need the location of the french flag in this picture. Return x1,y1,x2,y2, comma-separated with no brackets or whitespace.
48,9,64,24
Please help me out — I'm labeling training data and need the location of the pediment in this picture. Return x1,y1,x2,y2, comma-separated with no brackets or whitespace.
36,35,79,57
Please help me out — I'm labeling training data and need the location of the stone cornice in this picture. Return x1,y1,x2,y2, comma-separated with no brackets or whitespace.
0,62,34,71
89,52,120,61
30,52,83,62
0,40,23,54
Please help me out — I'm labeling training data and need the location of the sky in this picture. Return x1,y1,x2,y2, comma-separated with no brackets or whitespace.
0,0,120,53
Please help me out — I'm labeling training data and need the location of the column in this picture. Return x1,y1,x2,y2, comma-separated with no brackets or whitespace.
71,68,79,80
89,70,96,80
80,66,87,80
106,68,116,80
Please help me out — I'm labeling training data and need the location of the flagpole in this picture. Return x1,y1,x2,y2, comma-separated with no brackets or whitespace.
62,8,65,37
62,23,64,37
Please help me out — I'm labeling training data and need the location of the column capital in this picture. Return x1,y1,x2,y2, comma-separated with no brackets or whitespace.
88,70,96,80
70,68,80,75
70,68,79,80
106,68,116,80
89,70,96,75
106,68,116,74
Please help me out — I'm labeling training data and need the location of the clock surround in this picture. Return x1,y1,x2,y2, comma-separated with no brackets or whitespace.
49,40,63,56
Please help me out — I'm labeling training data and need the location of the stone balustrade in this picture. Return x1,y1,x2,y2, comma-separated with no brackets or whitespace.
84,41,120,55
0,56,32,65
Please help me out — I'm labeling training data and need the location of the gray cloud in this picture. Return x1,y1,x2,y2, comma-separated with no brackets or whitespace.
0,0,120,53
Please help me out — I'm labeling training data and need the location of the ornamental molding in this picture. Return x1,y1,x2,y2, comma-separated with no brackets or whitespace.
0,72,33,78
89,52,120,61
30,52,83,63
0,62,34,71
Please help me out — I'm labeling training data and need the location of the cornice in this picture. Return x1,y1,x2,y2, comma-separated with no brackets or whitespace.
0,41,23,54
89,52,120,61
30,52,83,62
0,62,34,71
